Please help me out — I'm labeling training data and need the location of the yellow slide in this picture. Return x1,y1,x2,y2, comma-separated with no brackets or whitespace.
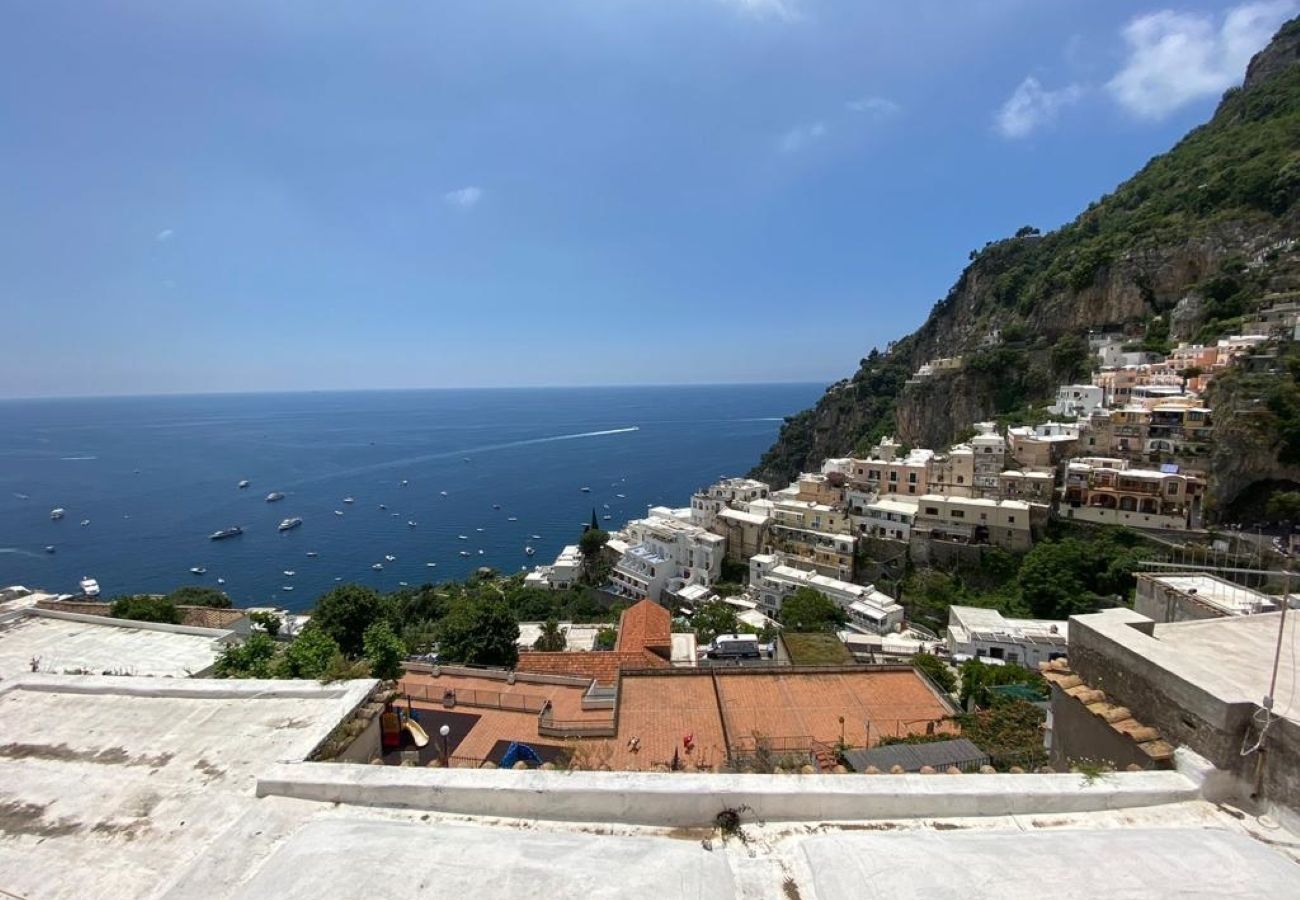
402,718,430,748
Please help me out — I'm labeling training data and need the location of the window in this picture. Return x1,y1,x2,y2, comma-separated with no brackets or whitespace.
907,485,915,494
1008,515,1016,524
956,476,965,484
889,471,898,482
925,507,938,515
951,510,965,519
989,647,1005,660
980,513,987,521
908,473,917,483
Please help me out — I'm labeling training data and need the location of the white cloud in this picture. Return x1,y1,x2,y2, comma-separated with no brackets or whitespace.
155,228,174,242
995,77,1083,139
1107,1,1296,119
717,0,799,21
845,97,900,116
443,186,483,209
778,121,826,153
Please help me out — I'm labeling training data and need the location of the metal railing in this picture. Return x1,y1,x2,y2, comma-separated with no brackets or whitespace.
404,683,548,713
536,705,616,738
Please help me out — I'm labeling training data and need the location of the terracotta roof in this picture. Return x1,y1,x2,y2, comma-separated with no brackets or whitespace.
515,650,669,685
616,599,672,657
1040,657,1173,763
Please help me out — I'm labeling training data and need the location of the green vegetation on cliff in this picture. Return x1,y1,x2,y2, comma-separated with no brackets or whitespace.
753,17,1300,486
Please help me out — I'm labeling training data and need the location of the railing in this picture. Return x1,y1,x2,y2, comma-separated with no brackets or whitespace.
536,706,616,738
404,683,548,713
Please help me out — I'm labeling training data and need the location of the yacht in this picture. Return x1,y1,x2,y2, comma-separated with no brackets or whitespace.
283,570,295,577
408,521,417,528
507,516,518,522
79,577,100,597
306,551,319,558
458,535,468,540
459,551,471,557
343,497,355,504
531,534,542,540
379,504,387,510
580,487,591,493
265,492,285,502
278,517,303,532
238,480,250,489
190,566,206,575
440,491,448,497
371,563,383,571
475,527,485,533
477,549,485,555
282,585,294,592
616,493,626,499
210,526,243,541
400,479,409,486
603,515,612,521
80,519,91,527
384,554,396,562
398,581,408,587
334,510,344,516
426,562,437,568
217,578,225,585
50,508,65,520
44,545,55,554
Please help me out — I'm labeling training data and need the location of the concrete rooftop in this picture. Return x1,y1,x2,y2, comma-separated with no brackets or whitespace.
0,610,231,678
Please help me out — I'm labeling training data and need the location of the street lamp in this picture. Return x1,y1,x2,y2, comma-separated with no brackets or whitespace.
439,724,451,767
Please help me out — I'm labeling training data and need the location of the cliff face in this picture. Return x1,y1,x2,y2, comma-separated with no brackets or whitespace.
752,17,1300,487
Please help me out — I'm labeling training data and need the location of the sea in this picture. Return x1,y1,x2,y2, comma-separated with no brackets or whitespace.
0,384,821,611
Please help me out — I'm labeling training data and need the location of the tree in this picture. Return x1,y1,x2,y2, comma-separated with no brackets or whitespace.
363,620,406,681
593,626,617,650
779,588,847,633
578,528,610,585
959,659,1047,709
911,652,957,694
214,634,278,678
110,595,181,624
275,626,339,679
249,611,281,637
165,585,231,608
311,584,393,658
1050,334,1090,383
532,618,568,652
691,600,740,644
1266,490,1300,531
436,596,520,667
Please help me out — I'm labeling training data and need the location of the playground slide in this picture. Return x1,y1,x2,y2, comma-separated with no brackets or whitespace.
403,718,430,748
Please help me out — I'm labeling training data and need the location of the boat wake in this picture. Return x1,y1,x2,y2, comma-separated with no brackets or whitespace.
285,427,641,488
59,456,98,461
0,547,48,559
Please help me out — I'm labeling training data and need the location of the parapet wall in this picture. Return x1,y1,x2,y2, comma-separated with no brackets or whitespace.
257,763,1201,827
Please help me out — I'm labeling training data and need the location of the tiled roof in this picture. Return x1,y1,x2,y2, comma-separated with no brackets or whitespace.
1040,658,1173,762
616,599,672,656
515,650,669,685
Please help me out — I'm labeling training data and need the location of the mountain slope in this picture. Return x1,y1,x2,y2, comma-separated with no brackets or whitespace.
753,17,1300,487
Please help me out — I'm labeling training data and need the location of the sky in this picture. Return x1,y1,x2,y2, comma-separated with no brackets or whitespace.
1,0,1295,398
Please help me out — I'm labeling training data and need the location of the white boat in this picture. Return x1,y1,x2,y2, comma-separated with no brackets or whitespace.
603,515,612,521
525,546,536,556
217,578,225,585
334,510,344,516
44,545,55,553
477,549,485,555
282,585,294,592
400,479,408,486
507,516,518,522
426,562,437,568
580,487,591,493
266,492,285,502
459,551,471,557
190,566,206,575
458,535,468,540
79,576,100,597
391,512,400,517
343,497,355,504
306,551,318,558
371,563,383,571
51,508,64,520
440,491,448,497
384,554,396,562
80,519,91,527
278,517,303,532
379,504,387,510
493,504,501,510
531,534,542,540
238,480,250,489
283,570,295,577
475,527,484,533
408,521,417,527
616,493,626,499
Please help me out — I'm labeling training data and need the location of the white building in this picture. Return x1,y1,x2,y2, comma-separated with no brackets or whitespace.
689,477,770,529
969,422,1007,494
1049,384,1105,419
524,544,584,591
748,553,904,634
857,497,918,541
609,513,725,602
1134,573,1280,623
945,605,1068,669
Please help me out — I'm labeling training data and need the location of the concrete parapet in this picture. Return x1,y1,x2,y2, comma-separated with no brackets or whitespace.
256,764,1202,826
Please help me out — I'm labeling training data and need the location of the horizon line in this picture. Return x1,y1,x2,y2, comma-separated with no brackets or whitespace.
0,379,830,403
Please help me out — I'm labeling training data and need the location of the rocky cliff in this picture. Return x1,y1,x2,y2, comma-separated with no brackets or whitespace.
752,17,1300,487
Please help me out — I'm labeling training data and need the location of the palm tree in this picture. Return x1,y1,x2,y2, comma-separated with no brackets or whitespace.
533,618,567,652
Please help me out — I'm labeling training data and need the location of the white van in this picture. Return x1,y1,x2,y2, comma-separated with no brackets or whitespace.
706,633,761,660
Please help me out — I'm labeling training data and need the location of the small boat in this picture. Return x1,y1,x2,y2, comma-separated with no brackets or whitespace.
282,585,294,592
266,492,285,502
50,508,65,520
426,562,437,568
603,515,612,521
531,534,542,540
580,487,591,493
79,576,100,597
400,479,409,486
334,577,342,581
343,497,355,504
616,493,626,499
190,566,206,575
278,517,303,532
371,563,383,571
458,535,468,540
475,527,485,533
477,549,485,555
440,491,448,497
44,545,55,554
459,551,471,557
306,551,319,558
283,570,295,577
525,546,536,556
384,554,396,562
210,526,243,540
603,504,610,509
493,504,501,510
408,521,417,527
507,516,518,522
217,577,225,585
398,581,408,587
238,480,250,489
334,510,344,516
80,519,91,527
391,512,400,517
379,504,387,510
462,457,471,463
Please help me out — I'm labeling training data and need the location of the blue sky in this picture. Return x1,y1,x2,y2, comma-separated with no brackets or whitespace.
1,0,1294,397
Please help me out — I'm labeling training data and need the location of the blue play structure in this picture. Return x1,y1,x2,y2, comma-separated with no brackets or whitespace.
500,742,543,769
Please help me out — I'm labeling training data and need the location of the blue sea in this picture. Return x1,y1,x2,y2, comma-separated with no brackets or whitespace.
0,385,820,611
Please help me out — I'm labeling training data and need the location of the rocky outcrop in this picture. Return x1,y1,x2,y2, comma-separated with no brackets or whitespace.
1245,18,1300,90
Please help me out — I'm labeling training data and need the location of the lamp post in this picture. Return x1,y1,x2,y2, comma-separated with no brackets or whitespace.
439,724,450,767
